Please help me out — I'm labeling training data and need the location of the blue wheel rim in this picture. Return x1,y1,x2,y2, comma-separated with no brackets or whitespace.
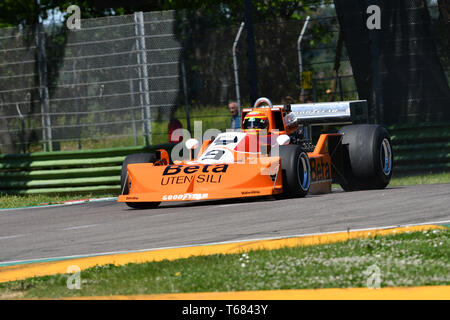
380,138,392,176
298,153,311,191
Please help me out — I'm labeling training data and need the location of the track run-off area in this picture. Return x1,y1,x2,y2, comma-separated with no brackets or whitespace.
0,184,449,269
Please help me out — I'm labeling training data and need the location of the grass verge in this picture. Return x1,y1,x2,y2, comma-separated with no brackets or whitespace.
0,193,116,209
0,229,448,299
389,172,450,186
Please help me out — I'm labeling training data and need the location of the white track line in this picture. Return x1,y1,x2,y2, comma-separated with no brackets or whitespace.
61,224,98,231
0,234,26,241
217,203,248,208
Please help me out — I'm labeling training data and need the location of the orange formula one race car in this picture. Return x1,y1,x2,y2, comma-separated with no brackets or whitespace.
118,97,393,209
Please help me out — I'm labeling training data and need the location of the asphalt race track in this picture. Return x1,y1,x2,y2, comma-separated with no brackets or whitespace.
1,184,449,264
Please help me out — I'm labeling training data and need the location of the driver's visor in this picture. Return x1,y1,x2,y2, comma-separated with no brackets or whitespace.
243,117,268,129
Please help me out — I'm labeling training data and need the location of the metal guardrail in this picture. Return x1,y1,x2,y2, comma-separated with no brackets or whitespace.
0,123,449,195
0,144,174,195
388,123,450,174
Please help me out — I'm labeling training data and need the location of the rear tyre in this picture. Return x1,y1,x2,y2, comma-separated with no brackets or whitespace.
120,153,161,209
338,124,393,191
279,145,311,198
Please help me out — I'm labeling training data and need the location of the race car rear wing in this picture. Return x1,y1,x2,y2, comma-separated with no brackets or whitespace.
275,100,368,126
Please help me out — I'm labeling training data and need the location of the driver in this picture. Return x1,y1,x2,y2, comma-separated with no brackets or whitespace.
242,111,269,133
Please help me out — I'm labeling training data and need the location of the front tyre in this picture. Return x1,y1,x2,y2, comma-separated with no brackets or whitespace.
339,124,393,191
279,145,311,198
120,153,161,209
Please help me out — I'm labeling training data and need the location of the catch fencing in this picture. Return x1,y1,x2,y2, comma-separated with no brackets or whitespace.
0,6,358,154
0,11,185,154
334,0,450,124
0,2,448,157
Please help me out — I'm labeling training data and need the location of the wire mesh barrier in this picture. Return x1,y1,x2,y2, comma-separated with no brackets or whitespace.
0,11,186,154
184,15,358,109
0,25,38,154
0,2,448,154
334,0,450,125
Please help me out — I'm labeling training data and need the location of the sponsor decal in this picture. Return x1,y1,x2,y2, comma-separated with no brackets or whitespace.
241,191,260,195
291,104,349,117
201,150,226,161
194,174,222,183
163,164,228,175
161,164,227,185
213,135,238,145
162,193,208,201
161,175,194,185
160,174,222,185
125,196,139,200
310,157,331,183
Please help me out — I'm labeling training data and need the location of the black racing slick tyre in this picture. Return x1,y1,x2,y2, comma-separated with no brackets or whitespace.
338,124,393,191
120,153,160,209
279,145,311,198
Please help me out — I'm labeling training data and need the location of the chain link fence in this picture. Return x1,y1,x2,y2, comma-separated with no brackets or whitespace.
335,0,450,124
0,1,448,154
185,14,357,108
0,10,185,154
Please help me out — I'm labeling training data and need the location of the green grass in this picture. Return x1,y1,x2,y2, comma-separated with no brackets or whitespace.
389,172,450,186
1,229,448,299
330,172,450,191
0,193,116,209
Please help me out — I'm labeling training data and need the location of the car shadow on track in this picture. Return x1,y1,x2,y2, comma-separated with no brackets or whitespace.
121,195,279,211
118,185,406,211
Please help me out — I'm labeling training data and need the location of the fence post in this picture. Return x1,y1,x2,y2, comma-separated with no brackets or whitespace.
244,0,259,105
181,29,192,134
369,21,382,124
312,78,318,102
338,76,344,101
35,23,52,152
134,11,152,146
129,77,138,146
298,16,310,99
232,22,245,112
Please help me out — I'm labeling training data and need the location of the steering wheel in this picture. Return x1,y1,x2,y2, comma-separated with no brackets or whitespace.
253,97,273,108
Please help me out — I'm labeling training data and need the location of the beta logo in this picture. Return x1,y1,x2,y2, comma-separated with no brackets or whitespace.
163,164,228,175
162,193,208,201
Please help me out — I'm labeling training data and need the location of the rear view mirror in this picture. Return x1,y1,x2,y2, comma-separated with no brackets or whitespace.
276,134,290,146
